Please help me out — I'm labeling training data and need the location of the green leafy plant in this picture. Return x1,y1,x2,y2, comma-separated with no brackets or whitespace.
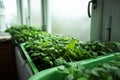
80,41,120,56
59,55,120,80
6,25,120,71
5,25,50,43
24,35,88,70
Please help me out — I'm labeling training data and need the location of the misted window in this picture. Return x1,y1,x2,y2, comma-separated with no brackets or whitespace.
2,0,17,31
22,0,29,24
31,0,42,29
50,0,91,41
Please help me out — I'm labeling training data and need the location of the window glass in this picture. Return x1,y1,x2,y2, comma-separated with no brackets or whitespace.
50,0,91,41
22,0,29,25
31,0,42,29
2,0,17,31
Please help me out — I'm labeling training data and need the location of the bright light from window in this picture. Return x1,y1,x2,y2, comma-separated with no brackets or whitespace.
4,0,17,27
50,0,89,18
4,0,17,19
50,0,91,41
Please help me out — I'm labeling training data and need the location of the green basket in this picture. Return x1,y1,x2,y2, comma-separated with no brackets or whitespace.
20,43,39,74
29,53,120,80
20,43,120,75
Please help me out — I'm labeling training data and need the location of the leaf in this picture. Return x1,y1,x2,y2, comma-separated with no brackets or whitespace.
98,42,106,47
91,69,100,77
65,74,74,80
69,50,78,58
77,77,88,80
66,41,75,50
109,67,120,79
90,51,98,57
31,52,40,57
100,51,107,55
102,63,111,69
55,57,67,66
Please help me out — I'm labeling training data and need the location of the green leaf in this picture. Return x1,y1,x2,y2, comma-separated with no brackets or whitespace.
77,77,88,80
65,74,74,80
66,41,75,50
91,69,100,77
55,57,67,66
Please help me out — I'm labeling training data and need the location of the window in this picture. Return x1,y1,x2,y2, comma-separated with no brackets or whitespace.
22,0,29,25
50,0,91,41
2,0,17,31
16,0,42,28
31,0,42,29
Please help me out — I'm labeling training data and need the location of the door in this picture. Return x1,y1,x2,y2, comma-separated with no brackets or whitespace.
110,0,120,41
91,0,120,42
90,0,104,41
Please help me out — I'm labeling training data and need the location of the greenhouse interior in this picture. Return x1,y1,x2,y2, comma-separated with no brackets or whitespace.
1,0,120,80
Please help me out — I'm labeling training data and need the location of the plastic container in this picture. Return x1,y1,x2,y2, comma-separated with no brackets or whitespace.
29,53,120,80
20,43,119,74
15,47,33,80
20,43,39,74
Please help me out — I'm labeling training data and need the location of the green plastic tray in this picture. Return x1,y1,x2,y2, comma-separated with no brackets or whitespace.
20,43,39,74
29,53,120,80
21,43,120,75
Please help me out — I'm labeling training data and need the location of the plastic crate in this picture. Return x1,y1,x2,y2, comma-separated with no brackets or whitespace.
29,53,120,80
15,47,33,80
20,43,39,74
20,43,120,74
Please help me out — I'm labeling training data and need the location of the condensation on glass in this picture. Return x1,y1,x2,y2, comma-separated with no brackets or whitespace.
2,0,17,31
22,0,29,25
50,0,91,41
31,0,42,29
